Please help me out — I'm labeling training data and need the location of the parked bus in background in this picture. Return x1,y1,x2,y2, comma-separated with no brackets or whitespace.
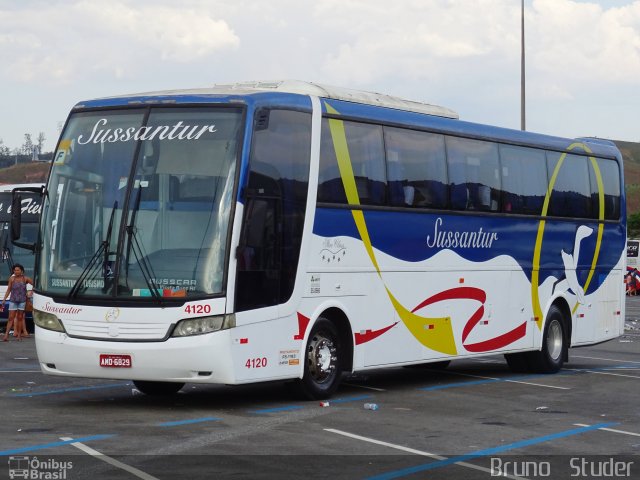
627,239,639,269
1,183,42,332
12,81,625,399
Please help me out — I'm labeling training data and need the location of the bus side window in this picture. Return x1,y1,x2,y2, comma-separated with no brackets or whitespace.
546,152,592,218
591,158,620,220
318,120,347,204
499,145,548,215
318,119,385,206
383,127,448,209
446,136,501,212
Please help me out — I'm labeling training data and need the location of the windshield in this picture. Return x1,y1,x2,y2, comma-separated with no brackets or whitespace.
39,107,243,300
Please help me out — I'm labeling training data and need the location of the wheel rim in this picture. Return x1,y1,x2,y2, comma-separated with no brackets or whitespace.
547,320,563,361
307,331,337,384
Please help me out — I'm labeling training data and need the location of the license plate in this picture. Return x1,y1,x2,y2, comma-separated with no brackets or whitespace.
99,354,132,368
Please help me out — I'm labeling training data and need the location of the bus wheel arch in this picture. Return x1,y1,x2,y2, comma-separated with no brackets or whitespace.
529,300,570,373
292,308,353,400
319,307,354,373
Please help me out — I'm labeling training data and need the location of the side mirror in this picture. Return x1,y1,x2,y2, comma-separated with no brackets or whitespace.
10,187,42,252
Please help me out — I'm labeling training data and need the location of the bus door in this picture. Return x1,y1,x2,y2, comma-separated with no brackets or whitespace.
234,109,312,377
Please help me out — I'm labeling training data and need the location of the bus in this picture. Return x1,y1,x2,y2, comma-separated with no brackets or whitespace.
627,239,639,269
1,183,42,332
13,81,625,399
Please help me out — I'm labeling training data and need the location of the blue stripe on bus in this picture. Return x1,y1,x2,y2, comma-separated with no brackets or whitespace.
367,422,616,480
0,435,115,456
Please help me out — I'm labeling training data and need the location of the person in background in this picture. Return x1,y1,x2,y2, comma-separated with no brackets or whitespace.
1,264,33,341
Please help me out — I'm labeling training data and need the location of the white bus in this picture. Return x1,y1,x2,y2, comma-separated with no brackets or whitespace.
627,239,639,269
1,183,42,331
14,81,625,399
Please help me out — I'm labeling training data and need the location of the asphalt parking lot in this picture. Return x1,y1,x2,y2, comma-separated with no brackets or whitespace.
2,299,640,480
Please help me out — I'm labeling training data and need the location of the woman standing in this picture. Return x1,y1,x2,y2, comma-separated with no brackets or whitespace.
1,264,33,341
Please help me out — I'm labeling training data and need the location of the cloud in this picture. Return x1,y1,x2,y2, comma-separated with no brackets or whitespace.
312,0,640,90
0,1,239,84
316,0,521,85
530,0,640,85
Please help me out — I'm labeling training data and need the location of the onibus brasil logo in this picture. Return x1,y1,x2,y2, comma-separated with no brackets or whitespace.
8,456,73,479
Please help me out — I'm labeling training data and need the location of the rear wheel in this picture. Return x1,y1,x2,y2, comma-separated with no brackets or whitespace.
293,317,343,400
132,380,184,396
528,305,566,373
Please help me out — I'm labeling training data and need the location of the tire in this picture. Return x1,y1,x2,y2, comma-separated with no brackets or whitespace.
132,380,184,396
504,352,531,373
293,317,343,400
528,305,566,374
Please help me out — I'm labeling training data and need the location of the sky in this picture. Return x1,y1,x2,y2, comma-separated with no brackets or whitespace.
0,0,639,152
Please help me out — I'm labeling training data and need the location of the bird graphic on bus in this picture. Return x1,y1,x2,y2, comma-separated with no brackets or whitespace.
552,225,594,304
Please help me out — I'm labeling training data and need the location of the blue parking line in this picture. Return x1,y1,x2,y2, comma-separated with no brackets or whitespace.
367,422,616,480
247,395,372,414
0,434,115,456
11,382,131,397
0,365,40,371
248,405,304,414
419,363,640,394
158,417,221,427
329,394,373,404
420,379,499,391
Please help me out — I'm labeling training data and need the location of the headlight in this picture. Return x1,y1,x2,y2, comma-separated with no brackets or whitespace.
33,309,66,333
172,314,235,337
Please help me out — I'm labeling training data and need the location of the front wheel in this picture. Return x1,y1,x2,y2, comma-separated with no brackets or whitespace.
132,380,185,396
293,317,343,400
528,305,567,373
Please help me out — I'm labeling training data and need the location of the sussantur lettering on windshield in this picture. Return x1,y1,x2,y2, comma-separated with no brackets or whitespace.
77,118,218,144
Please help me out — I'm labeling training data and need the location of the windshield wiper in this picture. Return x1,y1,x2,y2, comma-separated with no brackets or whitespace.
124,187,163,304
67,201,118,300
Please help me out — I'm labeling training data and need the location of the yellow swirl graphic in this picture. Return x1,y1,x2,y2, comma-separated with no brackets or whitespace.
531,143,605,329
326,103,456,354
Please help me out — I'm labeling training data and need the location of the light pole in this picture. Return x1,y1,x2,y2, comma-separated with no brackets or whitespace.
521,0,526,131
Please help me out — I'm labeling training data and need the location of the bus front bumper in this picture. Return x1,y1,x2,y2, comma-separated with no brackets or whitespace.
35,327,238,384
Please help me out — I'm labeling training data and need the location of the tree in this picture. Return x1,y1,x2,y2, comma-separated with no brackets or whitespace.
629,212,640,239
36,132,46,155
22,133,33,156
0,138,9,156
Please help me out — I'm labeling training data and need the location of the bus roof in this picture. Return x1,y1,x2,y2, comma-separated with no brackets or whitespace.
76,80,459,120
211,81,459,119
